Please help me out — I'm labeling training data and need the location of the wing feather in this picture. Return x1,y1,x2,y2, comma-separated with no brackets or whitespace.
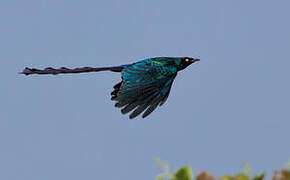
111,60,177,119
128,92,160,119
142,95,164,118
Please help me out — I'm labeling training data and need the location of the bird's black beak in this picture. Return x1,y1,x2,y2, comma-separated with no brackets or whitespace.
191,58,200,63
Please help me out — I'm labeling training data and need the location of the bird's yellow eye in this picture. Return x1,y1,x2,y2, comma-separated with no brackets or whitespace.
185,58,190,62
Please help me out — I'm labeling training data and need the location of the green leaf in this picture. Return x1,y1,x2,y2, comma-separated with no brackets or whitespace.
220,175,234,180
235,173,250,180
253,173,265,180
172,166,193,180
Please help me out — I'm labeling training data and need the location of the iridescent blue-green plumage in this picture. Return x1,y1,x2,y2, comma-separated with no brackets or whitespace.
21,57,200,119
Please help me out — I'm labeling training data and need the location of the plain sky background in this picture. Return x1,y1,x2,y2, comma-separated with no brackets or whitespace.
1,0,289,179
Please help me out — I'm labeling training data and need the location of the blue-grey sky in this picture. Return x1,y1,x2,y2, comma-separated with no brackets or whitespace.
1,0,289,179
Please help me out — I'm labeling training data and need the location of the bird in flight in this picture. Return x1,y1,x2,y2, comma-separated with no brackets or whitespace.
21,57,200,119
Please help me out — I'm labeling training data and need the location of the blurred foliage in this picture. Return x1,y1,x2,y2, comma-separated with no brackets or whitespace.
156,159,290,180
272,169,290,180
286,160,290,169
156,158,192,180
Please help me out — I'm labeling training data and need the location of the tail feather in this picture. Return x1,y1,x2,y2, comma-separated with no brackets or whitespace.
20,65,125,75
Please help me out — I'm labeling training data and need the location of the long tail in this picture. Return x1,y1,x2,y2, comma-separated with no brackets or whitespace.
20,65,126,75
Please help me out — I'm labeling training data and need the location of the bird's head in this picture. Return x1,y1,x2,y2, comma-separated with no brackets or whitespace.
177,57,200,70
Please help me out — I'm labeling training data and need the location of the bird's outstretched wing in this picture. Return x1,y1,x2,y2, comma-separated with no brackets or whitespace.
111,61,177,119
